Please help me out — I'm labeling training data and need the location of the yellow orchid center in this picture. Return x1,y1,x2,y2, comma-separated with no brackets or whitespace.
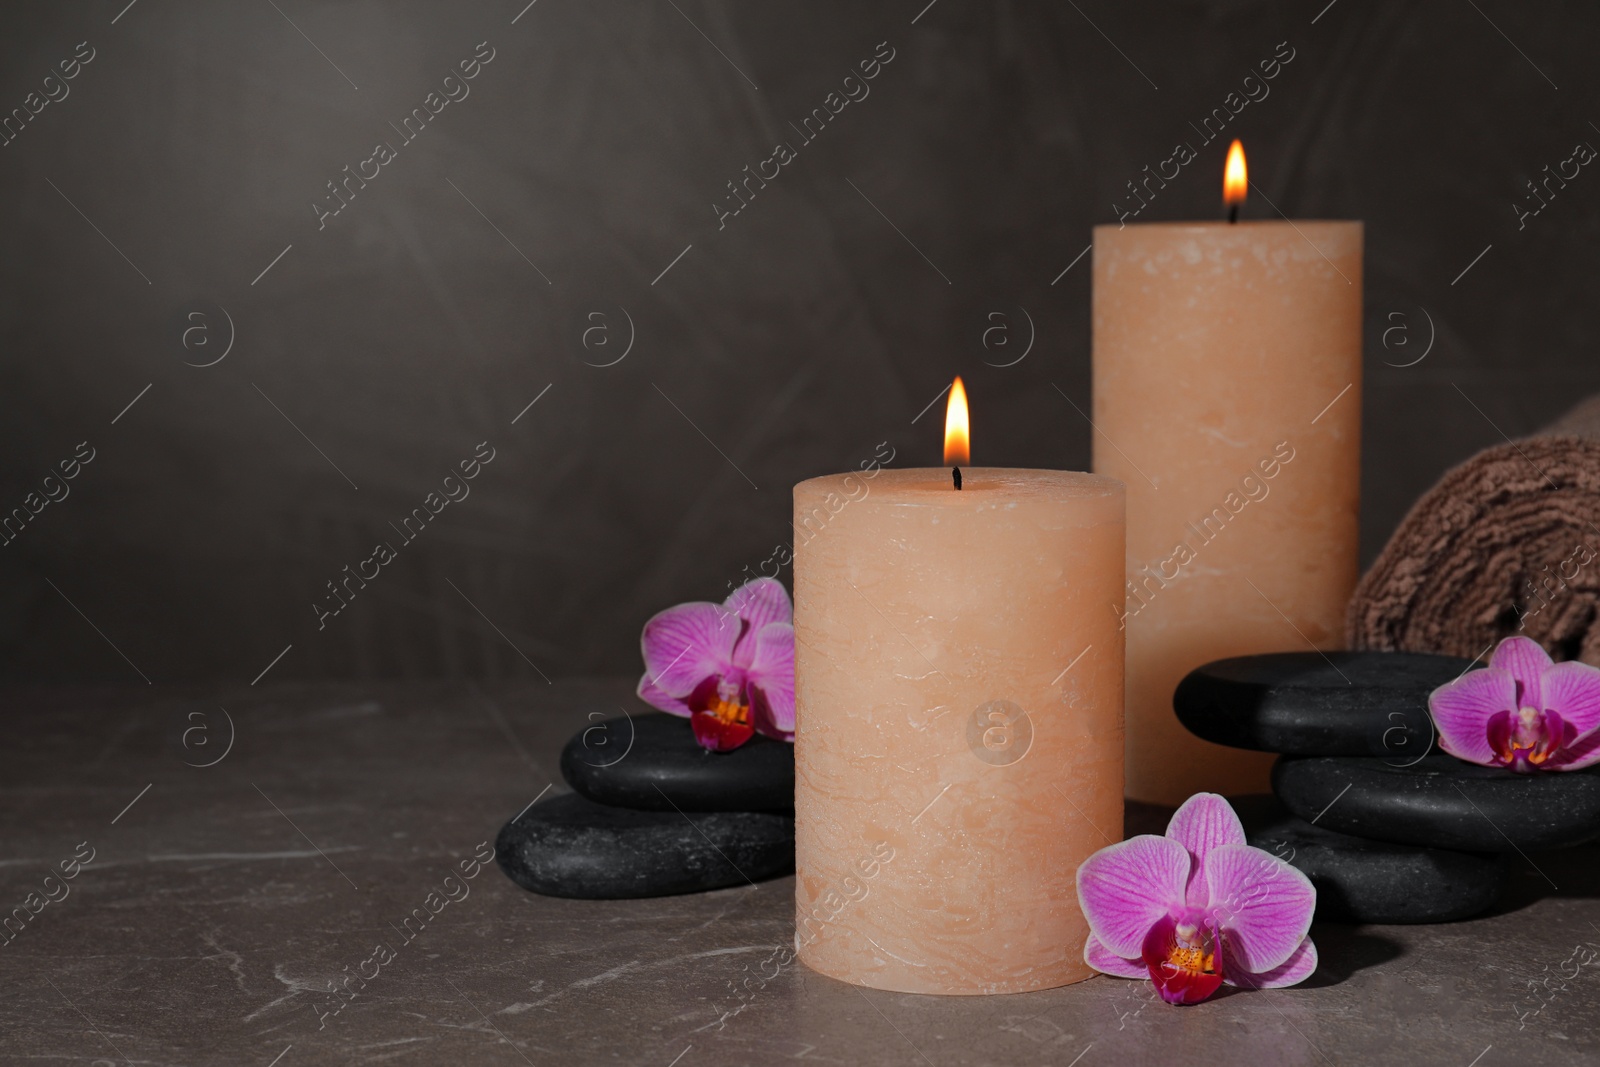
706,694,750,728
1167,922,1217,976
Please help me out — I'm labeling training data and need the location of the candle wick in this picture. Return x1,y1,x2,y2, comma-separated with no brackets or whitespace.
952,466,962,491
1227,204,1239,225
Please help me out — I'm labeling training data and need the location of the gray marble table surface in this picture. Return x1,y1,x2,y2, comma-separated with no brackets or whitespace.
2,679,1597,1066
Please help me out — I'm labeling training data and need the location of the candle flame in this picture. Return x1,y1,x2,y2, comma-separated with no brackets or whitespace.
943,376,970,467
1224,139,1248,207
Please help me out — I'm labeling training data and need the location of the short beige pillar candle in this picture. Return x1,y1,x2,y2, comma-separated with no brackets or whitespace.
792,467,1125,995
1092,218,1362,805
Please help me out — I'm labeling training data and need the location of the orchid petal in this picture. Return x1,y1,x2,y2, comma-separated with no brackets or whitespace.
1540,660,1600,737
1533,709,1567,765
1429,667,1515,766
1166,792,1246,908
1224,935,1317,989
748,687,793,742
1559,727,1600,770
1204,843,1316,974
724,578,793,667
636,671,693,718
1076,834,1189,958
746,623,795,737
1084,932,1149,979
640,602,738,696
1486,709,1514,765
1490,636,1552,709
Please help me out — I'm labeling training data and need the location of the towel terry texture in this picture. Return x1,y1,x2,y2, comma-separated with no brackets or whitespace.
1348,395,1600,666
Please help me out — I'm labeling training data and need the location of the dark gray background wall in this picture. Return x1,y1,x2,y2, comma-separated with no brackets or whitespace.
0,0,1592,685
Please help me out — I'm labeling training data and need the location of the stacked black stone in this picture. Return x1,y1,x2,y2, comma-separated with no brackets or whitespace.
496,713,795,899
1174,651,1600,923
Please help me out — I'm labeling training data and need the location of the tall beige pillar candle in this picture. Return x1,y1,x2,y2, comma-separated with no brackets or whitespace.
1092,218,1362,805
793,466,1125,995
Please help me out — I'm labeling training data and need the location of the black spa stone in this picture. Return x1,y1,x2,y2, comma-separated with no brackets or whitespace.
1231,794,1508,924
1174,651,1477,758
496,792,794,899
1272,753,1600,853
560,712,793,813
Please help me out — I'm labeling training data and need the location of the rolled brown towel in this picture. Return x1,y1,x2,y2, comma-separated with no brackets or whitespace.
1348,394,1600,666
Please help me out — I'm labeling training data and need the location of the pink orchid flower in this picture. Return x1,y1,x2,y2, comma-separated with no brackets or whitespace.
636,577,795,752
1428,635,1600,772
1077,793,1317,1004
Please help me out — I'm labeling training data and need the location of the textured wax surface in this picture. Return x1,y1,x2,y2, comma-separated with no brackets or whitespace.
793,468,1124,994
1094,221,1362,804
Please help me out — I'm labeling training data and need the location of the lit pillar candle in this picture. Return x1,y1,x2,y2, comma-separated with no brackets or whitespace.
1092,141,1362,805
793,380,1125,995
